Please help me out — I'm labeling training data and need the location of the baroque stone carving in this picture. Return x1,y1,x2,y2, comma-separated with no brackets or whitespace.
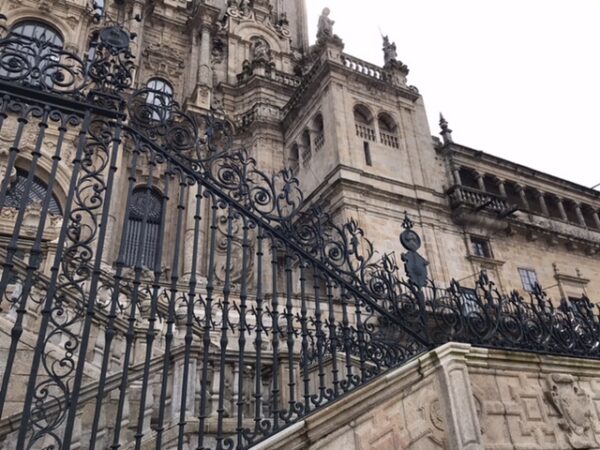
141,43,185,79
546,373,600,449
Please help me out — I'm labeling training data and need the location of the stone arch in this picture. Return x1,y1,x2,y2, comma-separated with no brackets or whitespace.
353,104,374,126
377,111,399,148
4,10,77,47
312,113,324,151
235,23,288,54
377,112,398,133
13,157,67,215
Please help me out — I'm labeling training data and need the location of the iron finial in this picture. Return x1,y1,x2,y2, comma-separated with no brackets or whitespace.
402,211,414,230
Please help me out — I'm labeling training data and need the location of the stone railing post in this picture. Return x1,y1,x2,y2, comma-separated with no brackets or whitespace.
434,343,484,450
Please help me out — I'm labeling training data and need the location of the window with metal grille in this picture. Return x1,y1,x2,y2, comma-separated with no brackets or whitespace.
146,78,174,121
470,236,492,258
123,187,163,268
4,168,62,215
459,287,479,314
518,268,539,293
0,21,64,84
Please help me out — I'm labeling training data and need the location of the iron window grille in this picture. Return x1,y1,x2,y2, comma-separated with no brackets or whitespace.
123,187,163,268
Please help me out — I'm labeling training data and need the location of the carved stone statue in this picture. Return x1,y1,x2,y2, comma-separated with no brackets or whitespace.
252,39,271,64
317,7,334,41
382,35,397,66
239,0,251,15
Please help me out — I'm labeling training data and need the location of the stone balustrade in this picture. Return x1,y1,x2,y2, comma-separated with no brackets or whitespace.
448,185,509,213
341,54,384,82
355,124,376,142
380,131,399,149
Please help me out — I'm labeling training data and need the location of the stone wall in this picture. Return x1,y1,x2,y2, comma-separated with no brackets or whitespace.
254,343,600,450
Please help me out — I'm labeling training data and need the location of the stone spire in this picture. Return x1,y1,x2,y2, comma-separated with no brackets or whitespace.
439,113,453,145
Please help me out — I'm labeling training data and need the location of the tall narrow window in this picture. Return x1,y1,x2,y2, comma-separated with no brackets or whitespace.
146,78,174,121
470,236,492,258
123,187,163,268
518,268,539,293
363,141,372,166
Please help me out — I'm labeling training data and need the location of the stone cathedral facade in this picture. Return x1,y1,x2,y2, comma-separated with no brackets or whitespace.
1,0,600,449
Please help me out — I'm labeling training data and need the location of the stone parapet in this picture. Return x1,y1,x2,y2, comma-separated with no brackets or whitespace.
252,343,600,450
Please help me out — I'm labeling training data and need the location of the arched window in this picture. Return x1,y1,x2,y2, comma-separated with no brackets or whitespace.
0,21,64,84
4,168,62,215
289,144,300,172
9,21,63,47
123,187,163,268
353,104,375,142
301,129,311,162
146,78,174,121
377,113,399,148
312,114,325,151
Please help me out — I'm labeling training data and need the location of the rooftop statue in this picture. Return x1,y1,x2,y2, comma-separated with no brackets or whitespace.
317,7,334,41
382,35,398,66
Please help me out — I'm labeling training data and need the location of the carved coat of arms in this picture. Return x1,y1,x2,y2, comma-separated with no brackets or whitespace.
546,373,600,449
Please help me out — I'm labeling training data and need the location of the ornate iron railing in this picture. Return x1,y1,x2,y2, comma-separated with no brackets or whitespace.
0,15,599,450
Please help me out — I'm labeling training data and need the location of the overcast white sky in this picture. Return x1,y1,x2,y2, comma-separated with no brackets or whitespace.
305,0,600,189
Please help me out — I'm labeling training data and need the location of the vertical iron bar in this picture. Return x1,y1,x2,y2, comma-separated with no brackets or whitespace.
88,147,141,450
14,110,92,449
196,195,219,450
354,295,368,383
339,287,354,392
312,267,326,406
326,279,340,397
0,109,71,418
235,216,250,450
110,153,158,450
61,116,124,449
154,170,186,450
270,238,280,431
0,107,48,308
176,184,203,450
298,262,311,414
283,251,297,421
0,105,30,208
133,163,173,450
252,229,264,436
215,206,234,450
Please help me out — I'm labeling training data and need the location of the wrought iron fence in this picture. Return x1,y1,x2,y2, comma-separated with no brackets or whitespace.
0,14,598,450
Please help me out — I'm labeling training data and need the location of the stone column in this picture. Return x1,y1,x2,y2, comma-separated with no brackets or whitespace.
575,203,587,227
191,19,213,110
497,179,507,197
476,173,485,192
593,210,600,229
453,168,462,186
556,198,568,221
537,192,549,216
434,343,484,450
516,185,529,210
198,24,212,87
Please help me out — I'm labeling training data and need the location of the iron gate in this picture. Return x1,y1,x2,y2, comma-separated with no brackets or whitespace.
1,14,600,450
